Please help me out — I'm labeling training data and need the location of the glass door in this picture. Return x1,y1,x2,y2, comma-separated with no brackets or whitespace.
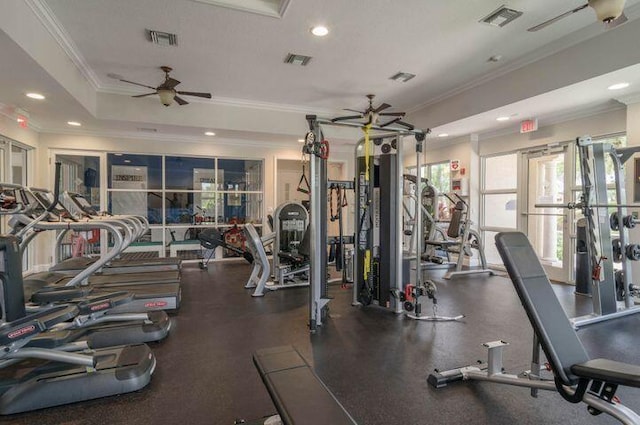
524,147,570,282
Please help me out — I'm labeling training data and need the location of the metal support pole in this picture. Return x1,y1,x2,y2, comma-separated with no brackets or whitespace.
414,137,423,293
307,116,330,332
530,333,541,398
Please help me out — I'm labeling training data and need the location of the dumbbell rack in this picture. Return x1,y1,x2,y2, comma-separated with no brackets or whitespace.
573,136,640,328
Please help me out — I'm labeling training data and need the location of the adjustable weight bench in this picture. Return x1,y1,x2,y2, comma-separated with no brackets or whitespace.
428,232,640,424
252,346,357,425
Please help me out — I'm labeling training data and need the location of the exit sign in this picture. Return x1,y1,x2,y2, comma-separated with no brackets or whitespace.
520,119,538,133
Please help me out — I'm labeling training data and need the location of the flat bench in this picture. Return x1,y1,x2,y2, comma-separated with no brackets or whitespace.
253,346,357,425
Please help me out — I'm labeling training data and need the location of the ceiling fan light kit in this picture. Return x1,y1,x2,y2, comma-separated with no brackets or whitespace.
331,94,415,130
120,66,212,106
158,89,175,106
527,0,626,31
589,0,625,22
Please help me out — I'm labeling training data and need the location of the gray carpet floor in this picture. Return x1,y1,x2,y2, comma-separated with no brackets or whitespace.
7,261,640,425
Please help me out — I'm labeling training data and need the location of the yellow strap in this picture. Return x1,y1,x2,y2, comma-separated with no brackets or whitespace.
363,249,371,281
363,124,372,182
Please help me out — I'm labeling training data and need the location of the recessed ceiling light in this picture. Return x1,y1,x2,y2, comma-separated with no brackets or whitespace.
496,116,510,122
124,159,131,163
438,133,449,137
114,153,123,156
67,121,82,126
26,93,45,100
608,82,630,90
204,131,216,136
298,139,305,143
310,26,329,37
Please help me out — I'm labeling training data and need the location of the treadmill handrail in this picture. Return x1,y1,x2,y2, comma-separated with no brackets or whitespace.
11,214,125,286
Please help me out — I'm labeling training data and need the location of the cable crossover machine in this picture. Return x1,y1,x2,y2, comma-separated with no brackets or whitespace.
303,95,465,331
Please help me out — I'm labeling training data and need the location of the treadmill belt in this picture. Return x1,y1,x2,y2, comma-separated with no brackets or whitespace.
89,271,180,286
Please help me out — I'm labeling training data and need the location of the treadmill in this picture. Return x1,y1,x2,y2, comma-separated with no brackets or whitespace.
0,235,156,415
30,188,181,278
8,187,181,312
57,190,182,274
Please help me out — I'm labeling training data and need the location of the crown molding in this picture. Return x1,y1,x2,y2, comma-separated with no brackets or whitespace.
25,0,101,91
614,91,640,105
407,4,640,114
36,126,354,151
38,127,295,148
98,86,342,115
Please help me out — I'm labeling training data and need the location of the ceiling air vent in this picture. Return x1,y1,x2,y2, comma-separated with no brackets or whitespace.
190,0,291,19
284,53,312,66
390,72,416,83
480,5,523,27
147,29,178,46
137,127,158,133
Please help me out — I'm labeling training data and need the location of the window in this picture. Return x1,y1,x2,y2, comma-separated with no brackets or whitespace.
0,137,32,269
106,153,264,259
480,153,518,266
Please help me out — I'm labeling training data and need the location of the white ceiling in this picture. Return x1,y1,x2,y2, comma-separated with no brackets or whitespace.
1,0,640,143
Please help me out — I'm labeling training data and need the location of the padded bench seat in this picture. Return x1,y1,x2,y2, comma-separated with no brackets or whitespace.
253,346,357,425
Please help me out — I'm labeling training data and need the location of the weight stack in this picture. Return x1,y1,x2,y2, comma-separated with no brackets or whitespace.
575,218,591,296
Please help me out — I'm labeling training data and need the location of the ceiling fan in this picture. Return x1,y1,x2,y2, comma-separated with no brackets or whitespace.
528,0,627,32
119,66,212,106
331,94,414,130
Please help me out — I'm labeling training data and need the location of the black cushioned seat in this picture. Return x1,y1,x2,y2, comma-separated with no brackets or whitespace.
572,359,640,388
496,232,640,388
253,346,357,425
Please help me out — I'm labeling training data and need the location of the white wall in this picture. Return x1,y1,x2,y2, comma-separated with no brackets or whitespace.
0,115,39,148
479,108,626,157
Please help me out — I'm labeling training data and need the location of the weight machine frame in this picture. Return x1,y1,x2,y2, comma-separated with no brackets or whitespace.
304,115,427,332
536,136,640,328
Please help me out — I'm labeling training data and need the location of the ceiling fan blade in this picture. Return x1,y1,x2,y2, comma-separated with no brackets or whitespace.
331,115,363,123
380,117,402,128
606,12,628,29
395,121,415,130
527,3,588,32
344,108,364,114
119,79,157,90
132,92,158,98
373,103,391,113
379,112,406,117
176,91,212,99
174,96,189,106
164,78,181,89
